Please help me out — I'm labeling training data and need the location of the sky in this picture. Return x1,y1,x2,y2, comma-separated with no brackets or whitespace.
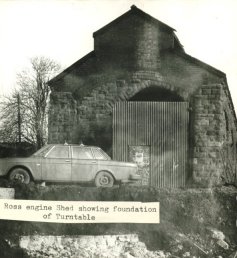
0,0,237,109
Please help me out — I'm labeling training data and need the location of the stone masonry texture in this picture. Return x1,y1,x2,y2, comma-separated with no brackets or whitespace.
48,6,237,187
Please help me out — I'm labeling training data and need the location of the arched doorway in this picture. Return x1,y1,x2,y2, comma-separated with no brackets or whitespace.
113,86,189,187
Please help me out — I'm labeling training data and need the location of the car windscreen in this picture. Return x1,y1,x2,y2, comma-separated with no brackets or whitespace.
92,148,109,160
33,145,53,157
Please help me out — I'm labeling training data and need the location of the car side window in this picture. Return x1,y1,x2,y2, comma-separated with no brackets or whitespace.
72,147,93,159
47,146,70,158
93,149,107,160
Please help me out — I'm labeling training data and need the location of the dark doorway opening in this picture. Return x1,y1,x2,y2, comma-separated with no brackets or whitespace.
129,86,184,102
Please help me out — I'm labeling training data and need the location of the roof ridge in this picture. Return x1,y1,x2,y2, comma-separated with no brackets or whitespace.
93,5,175,38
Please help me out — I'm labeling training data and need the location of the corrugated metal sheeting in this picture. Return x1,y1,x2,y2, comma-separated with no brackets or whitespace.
113,102,189,187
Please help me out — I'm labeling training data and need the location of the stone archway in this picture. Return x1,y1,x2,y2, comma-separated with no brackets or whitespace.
115,71,188,103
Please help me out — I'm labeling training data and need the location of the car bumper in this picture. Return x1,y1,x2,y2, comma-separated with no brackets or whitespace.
121,174,141,183
130,174,141,181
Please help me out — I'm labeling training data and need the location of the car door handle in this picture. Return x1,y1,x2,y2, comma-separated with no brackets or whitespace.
65,160,71,162
91,161,97,164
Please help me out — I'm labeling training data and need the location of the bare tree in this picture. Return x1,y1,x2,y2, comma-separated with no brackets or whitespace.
0,57,60,149
0,92,22,143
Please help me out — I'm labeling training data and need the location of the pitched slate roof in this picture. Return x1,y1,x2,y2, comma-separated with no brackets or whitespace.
48,51,95,86
48,5,226,86
93,5,175,38
171,50,226,78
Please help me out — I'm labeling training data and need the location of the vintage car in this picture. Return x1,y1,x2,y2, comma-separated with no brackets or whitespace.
0,144,140,187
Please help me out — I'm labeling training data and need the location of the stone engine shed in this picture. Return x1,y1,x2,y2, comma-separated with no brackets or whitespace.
48,5,237,187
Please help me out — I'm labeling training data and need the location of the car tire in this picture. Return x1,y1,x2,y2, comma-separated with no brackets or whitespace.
95,171,114,187
9,168,31,184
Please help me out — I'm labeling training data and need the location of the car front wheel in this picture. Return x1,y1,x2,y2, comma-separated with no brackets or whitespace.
9,168,31,184
95,171,114,187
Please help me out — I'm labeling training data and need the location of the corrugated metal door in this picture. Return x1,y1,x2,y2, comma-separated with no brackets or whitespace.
113,102,189,187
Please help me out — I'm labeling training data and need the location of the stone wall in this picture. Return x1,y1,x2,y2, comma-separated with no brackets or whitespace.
48,92,77,144
221,85,237,185
94,8,168,71
192,83,237,186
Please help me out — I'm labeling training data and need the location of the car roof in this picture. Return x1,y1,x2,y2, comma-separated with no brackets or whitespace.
47,144,101,148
